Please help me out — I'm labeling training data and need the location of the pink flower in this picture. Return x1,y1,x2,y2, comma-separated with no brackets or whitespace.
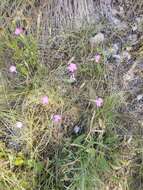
15,122,23,128
95,54,101,63
67,63,77,73
95,97,103,108
52,114,62,123
14,28,23,35
41,96,49,105
9,65,17,73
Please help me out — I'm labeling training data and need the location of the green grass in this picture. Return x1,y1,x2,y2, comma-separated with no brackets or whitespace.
0,26,122,190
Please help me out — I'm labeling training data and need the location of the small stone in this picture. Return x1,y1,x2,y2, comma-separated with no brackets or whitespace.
137,94,143,101
136,16,143,23
111,44,119,55
137,24,143,32
114,20,128,30
113,43,119,51
112,9,118,16
111,17,121,25
126,46,132,51
119,6,124,15
123,72,134,81
128,34,138,45
112,7,124,17
122,51,131,60
136,16,143,32
132,23,138,31
89,32,104,47
112,54,121,63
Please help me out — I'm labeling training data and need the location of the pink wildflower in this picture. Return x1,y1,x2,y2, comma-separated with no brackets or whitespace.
9,65,17,73
67,63,77,73
41,96,49,105
52,114,62,123
14,28,23,35
95,97,103,108
15,121,23,128
95,54,101,63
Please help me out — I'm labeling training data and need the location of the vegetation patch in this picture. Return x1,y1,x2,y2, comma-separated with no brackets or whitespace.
0,1,143,190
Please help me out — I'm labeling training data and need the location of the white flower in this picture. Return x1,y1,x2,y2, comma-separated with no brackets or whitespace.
15,122,23,128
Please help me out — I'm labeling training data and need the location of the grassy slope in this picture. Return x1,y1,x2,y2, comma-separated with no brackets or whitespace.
0,1,143,190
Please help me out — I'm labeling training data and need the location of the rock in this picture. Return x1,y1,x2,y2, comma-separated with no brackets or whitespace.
112,54,121,63
109,15,128,30
132,23,138,31
137,94,143,101
122,51,131,61
109,16,121,26
126,46,132,51
115,21,128,30
119,6,124,15
111,43,119,55
136,16,143,32
128,34,138,45
112,9,118,16
89,32,104,47
112,6,124,17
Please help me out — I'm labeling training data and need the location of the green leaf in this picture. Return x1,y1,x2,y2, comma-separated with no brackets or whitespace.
86,148,95,157
96,154,110,173
27,159,44,173
19,66,28,76
34,161,44,173
96,63,102,74
73,134,85,145
27,159,35,168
